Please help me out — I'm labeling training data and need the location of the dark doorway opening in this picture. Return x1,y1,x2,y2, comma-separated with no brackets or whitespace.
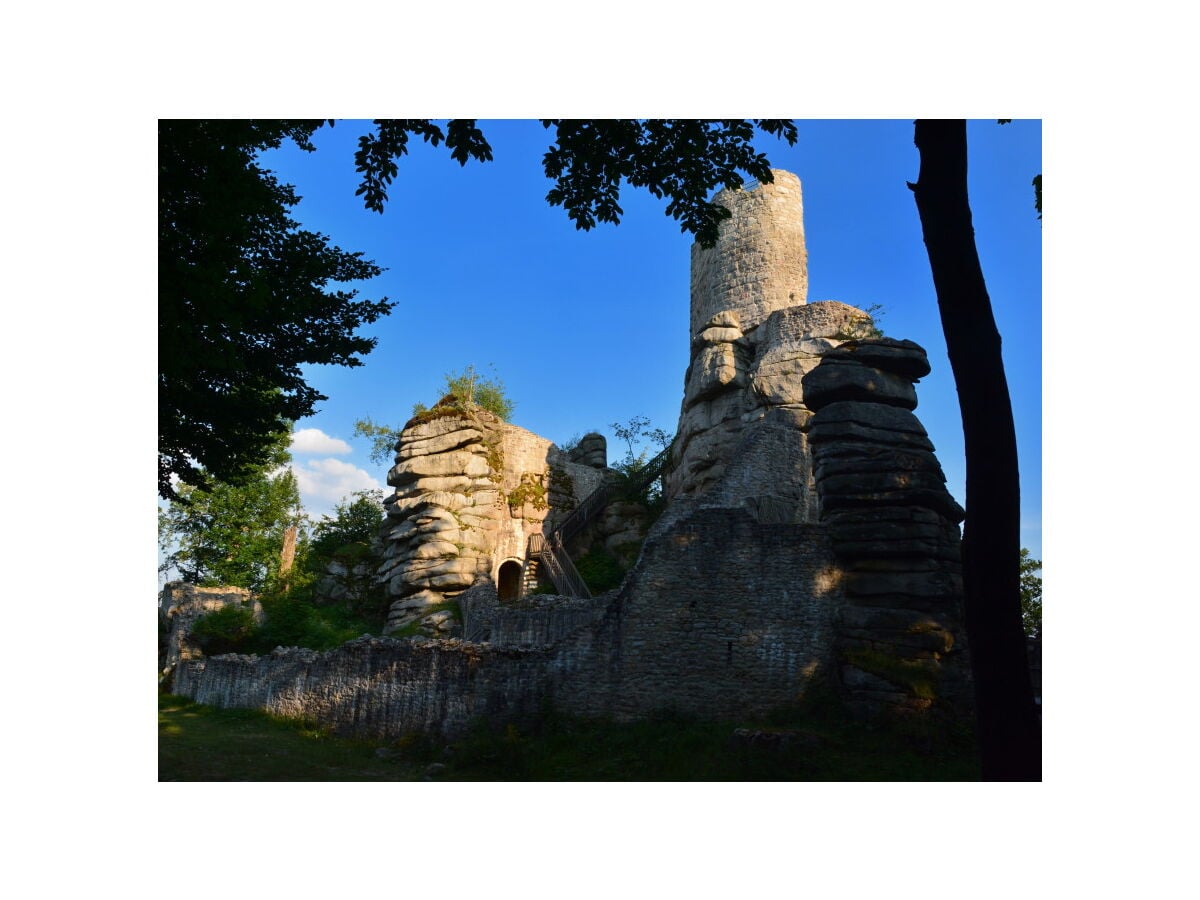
497,559,522,601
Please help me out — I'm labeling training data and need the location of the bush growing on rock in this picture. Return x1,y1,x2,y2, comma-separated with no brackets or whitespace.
412,364,514,423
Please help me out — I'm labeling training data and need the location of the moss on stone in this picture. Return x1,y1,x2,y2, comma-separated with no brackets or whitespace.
507,474,548,511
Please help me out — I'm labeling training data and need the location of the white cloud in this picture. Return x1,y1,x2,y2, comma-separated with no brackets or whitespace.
290,428,353,456
291,457,385,519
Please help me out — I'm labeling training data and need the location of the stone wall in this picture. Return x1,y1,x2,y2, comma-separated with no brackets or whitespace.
159,582,259,676
460,581,612,649
172,503,843,736
548,505,841,721
172,637,551,740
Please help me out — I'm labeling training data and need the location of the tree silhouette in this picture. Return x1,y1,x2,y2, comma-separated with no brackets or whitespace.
909,120,1039,780
158,120,393,500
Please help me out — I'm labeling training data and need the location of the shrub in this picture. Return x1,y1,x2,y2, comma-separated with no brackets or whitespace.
191,604,256,655
1020,548,1042,639
308,491,385,569
574,546,626,594
833,303,886,340
411,365,514,423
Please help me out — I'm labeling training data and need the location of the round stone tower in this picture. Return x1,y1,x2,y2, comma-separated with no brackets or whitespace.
689,169,808,340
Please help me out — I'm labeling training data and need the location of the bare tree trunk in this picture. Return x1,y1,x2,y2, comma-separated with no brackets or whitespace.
910,119,1041,780
279,525,298,577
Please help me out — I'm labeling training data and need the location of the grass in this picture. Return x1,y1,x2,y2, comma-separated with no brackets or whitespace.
159,694,424,781
159,690,980,781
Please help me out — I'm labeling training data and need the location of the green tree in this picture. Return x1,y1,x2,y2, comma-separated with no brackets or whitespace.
352,417,404,468
609,416,671,514
159,432,304,593
308,489,386,568
354,119,797,245
609,415,669,473
1020,548,1042,639
159,119,394,501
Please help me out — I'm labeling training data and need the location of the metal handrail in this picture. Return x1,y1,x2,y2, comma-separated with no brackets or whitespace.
523,532,591,599
624,443,673,495
556,482,612,547
516,437,673,599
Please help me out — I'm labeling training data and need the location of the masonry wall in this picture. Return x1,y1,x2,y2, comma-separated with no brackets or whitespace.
172,637,551,740
159,582,259,675
689,170,808,337
170,501,844,736
549,504,841,720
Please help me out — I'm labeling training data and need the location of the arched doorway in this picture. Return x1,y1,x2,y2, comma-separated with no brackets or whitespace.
497,559,522,602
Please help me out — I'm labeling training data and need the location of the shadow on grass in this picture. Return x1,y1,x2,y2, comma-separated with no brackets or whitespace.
158,695,423,781
159,691,980,782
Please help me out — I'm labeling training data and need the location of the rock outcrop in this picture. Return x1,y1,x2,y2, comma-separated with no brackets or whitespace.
666,171,882,514
376,402,604,634
804,339,971,715
567,432,607,470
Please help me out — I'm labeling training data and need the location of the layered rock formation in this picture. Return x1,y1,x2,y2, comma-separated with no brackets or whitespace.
566,432,607,470
666,172,970,715
376,402,604,634
804,339,971,715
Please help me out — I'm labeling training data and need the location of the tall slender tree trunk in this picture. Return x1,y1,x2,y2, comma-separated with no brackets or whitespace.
910,119,1041,780
279,525,298,577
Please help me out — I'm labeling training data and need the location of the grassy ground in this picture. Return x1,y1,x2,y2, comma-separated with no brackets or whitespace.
158,694,425,781
159,692,980,781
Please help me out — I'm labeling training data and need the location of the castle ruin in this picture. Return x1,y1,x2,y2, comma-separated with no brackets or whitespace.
165,171,972,734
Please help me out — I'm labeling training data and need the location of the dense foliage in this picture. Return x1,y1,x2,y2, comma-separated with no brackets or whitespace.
158,432,303,593
159,119,393,500
350,119,797,248
573,546,627,594
307,489,386,567
189,604,257,656
1020,548,1043,639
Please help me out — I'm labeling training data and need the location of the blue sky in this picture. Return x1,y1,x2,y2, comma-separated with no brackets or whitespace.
260,119,1042,558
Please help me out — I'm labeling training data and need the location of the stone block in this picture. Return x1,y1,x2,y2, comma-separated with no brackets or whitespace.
822,338,931,379
684,342,746,406
807,400,930,436
398,427,484,459
801,360,917,411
